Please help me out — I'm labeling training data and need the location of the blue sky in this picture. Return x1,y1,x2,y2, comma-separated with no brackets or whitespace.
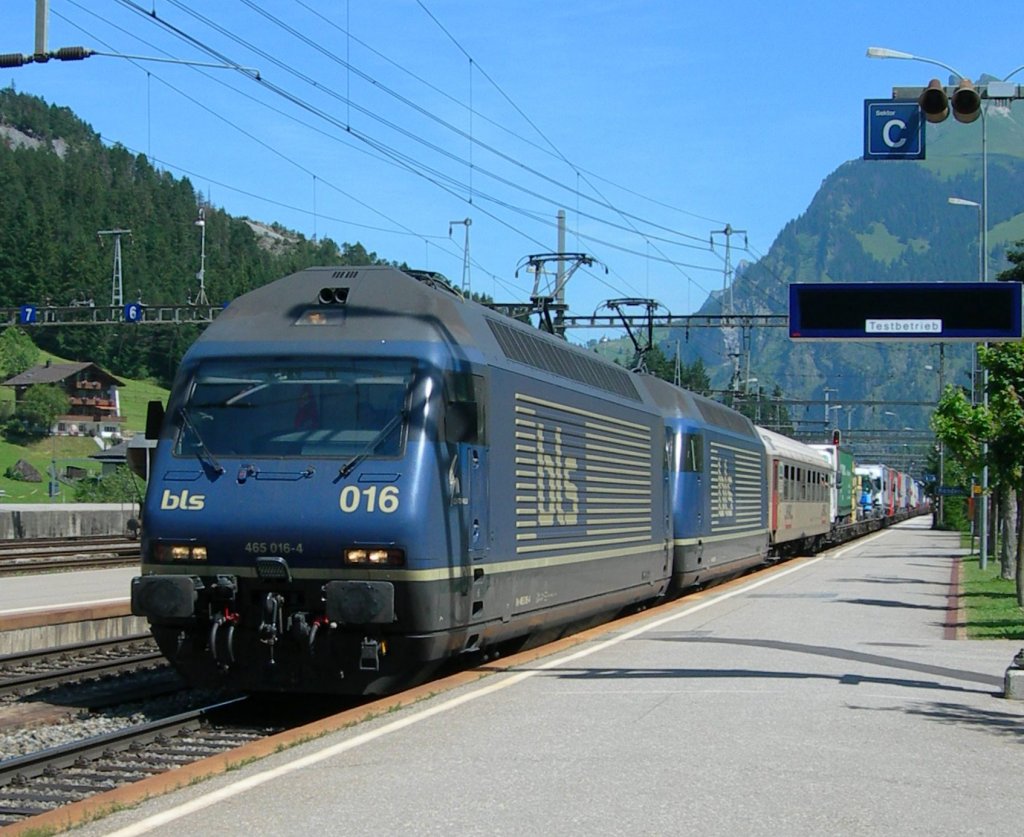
5,1,1024,320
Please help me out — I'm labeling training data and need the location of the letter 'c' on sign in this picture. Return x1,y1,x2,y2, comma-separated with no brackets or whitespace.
883,119,907,149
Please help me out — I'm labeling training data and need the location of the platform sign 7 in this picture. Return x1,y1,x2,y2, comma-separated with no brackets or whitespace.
863,100,924,160
19,305,37,324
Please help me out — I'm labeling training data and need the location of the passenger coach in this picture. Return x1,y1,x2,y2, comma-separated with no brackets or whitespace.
758,427,832,555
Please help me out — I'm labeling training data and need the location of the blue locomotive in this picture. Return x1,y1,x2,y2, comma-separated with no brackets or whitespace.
132,266,680,694
130,265,924,695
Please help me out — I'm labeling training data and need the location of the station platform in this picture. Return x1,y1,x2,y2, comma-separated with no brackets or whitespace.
0,567,134,619
41,519,1024,835
0,567,140,654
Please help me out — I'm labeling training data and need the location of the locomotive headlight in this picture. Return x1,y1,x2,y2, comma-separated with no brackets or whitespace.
343,547,405,566
155,543,209,562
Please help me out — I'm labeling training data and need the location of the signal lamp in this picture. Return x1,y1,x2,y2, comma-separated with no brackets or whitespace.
951,78,981,124
918,78,949,123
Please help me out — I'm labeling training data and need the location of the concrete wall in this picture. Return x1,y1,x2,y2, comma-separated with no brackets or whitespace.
0,614,149,654
0,503,141,539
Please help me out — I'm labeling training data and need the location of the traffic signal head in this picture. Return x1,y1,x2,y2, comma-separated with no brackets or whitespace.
832,429,841,446
951,78,981,123
918,79,949,123
917,78,982,124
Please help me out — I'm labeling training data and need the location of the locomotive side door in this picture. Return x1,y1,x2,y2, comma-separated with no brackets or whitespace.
445,373,490,625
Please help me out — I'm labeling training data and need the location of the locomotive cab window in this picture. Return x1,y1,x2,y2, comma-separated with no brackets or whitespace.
174,358,418,460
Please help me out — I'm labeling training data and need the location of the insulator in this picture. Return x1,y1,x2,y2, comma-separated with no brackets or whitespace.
55,47,92,61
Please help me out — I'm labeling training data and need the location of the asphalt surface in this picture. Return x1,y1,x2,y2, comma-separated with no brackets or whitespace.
65,517,1024,836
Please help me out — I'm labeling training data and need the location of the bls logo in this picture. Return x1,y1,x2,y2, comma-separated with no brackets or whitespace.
160,489,206,511
535,425,579,526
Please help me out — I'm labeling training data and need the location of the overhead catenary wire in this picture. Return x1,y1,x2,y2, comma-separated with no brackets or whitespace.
109,0,647,300
121,0,729,305
60,1,751,315
126,0,712,253
293,0,729,231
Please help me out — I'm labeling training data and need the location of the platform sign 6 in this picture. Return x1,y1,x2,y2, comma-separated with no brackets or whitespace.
19,305,37,324
124,302,144,322
863,100,924,160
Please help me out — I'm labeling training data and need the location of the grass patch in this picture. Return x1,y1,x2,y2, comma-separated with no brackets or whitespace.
961,553,1024,640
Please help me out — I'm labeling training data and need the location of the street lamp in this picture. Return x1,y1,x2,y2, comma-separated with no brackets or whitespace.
948,197,983,284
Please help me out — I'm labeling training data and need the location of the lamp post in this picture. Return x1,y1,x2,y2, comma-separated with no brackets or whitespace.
823,386,838,426
946,194,989,559
827,404,843,432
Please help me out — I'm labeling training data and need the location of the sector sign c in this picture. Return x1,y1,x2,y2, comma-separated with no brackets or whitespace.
863,100,924,160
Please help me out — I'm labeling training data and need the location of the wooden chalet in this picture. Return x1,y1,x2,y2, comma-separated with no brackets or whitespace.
2,360,126,439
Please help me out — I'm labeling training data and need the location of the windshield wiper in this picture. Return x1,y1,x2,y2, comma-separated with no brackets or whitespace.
179,406,225,474
339,413,405,478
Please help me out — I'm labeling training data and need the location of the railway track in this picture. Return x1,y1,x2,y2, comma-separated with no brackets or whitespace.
0,697,270,828
0,635,166,698
0,535,139,575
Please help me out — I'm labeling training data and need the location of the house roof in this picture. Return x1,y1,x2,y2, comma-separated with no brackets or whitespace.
2,361,124,388
90,441,129,463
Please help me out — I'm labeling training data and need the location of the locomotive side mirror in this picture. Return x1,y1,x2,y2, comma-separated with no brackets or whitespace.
145,399,165,440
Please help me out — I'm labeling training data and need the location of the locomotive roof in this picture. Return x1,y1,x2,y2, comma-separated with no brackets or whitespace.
188,266,640,406
635,374,759,438
193,266,752,424
195,266,475,349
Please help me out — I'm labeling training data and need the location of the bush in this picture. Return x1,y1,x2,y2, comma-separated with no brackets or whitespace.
72,465,145,503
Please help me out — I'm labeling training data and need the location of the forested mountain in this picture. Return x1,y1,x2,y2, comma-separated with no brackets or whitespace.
0,87,392,386
3,85,1023,433
669,94,1024,439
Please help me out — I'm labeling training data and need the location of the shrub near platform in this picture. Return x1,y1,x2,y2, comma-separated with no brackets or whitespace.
961,555,1024,640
